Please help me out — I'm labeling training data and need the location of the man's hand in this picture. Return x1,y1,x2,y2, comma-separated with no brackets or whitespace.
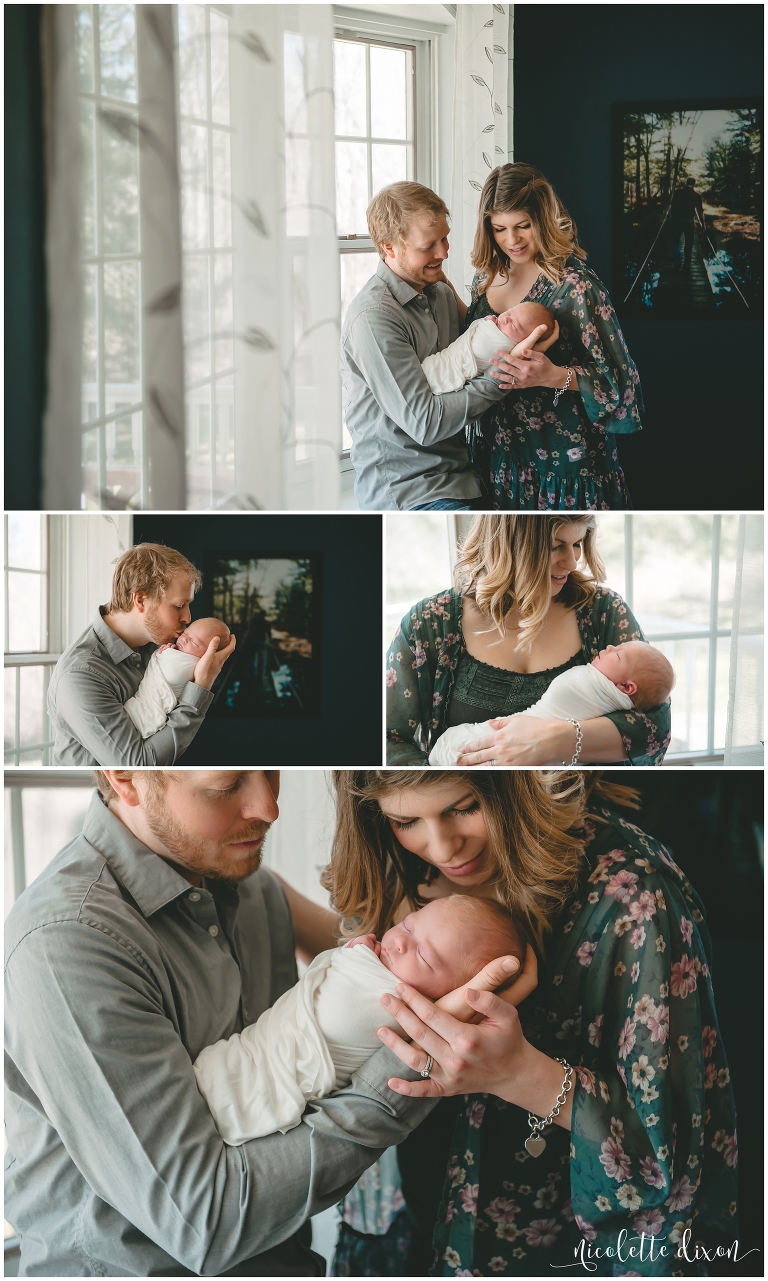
192,634,236,690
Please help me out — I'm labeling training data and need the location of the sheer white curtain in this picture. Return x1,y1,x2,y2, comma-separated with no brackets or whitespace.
724,514,764,765
263,770,335,906
449,3,511,299
42,4,341,512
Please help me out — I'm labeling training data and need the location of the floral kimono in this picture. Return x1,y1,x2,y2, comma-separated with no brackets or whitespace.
466,257,642,510
386,586,670,766
432,804,738,1277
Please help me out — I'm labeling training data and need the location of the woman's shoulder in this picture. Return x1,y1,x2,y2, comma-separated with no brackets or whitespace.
584,806,702,909
399,589,462,638
577,585,626,619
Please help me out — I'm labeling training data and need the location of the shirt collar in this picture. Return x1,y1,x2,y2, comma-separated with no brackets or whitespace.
82,792,196,917
376,258,436,308
92,608,138,665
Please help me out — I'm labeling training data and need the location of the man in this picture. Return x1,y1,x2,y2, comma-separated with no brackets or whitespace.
341,181,510,511
670,176,706,272
3,770,440,1276
48,543,236,765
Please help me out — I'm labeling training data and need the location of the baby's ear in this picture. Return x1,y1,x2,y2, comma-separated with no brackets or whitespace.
620,679,638,697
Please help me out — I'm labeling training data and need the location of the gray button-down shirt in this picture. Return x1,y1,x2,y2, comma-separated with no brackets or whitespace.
4,795,434,1277
340,259,507,510
48,609,212,765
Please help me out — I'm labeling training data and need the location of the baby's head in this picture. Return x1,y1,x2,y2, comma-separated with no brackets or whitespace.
496,300,555,347
591,641,674,711
378,895,525,1000
175,616,230,658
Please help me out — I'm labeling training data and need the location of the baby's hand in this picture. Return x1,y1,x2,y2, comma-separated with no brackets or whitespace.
157,642,176,653
345,933,381,957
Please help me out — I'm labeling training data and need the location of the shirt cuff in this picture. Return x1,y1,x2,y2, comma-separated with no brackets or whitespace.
353,1045,436,1125
179,682,214,711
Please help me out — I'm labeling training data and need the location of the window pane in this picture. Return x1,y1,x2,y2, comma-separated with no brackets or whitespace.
215,379,235,497
663,638,710,753
340,252,377,319
210,9,231,126
7,514,42,571
99,5,137,103
214,254,234,373
82,264,99,422
18,667,45,750
386,514,453,641
81,427,100,509
178,4,208,121
76,4,95,92
717,515,739,630
335,140,369,234
21,788,94,897
181,122,210,250
371,143,407,196
594,514,626,599
333,40,366,137
100,108,140,255
106,410,142,507
212,129,232,248
8,574,43,653
183,254,210,382
631,515,713,631
103,260,141,386
5,669,17,756
370,45,407,140
186,385,212,509
81,99,97,257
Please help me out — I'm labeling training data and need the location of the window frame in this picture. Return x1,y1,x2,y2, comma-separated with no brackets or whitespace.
4,515,59,766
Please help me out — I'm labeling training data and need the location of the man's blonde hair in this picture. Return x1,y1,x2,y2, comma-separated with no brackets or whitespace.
367,182,450,259
93,770,170,803
108,544,202,614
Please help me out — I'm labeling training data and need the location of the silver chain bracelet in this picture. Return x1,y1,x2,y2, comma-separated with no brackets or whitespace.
525,1057,573,1157
562,717,583,766
552,367,573,406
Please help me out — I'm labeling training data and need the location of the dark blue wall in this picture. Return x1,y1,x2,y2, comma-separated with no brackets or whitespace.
514,4,763,511
133,514,383,766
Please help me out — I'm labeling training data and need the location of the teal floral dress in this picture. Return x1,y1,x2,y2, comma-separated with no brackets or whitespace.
432,804,738,1276
467,257,642,510
386,587,670,766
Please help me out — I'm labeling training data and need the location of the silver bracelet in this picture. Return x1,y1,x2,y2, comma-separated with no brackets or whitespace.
525,1057,573,1157
552,367,572,406
562,717,583,766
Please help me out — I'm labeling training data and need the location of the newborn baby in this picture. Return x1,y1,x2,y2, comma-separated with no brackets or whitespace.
430,641,674,766
193,895,523,1146
422,300,556,394
123,617,231,738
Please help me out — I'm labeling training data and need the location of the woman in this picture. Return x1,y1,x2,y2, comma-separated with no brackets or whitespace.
386,514,670,766
326,770,738,1277
467,163,641,510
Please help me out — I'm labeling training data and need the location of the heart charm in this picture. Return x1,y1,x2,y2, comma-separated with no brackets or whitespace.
525,1135,546,1158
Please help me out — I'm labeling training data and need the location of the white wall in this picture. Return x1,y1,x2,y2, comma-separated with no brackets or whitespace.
262,770,337,907
51,513,133,650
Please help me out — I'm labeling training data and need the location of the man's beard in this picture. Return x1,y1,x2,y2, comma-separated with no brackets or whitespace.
144,600,177,646
142,790,271,883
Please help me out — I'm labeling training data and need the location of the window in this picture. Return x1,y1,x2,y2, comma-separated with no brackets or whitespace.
77,3,146,510
385,513,761,763
177,4,236,509
4,515,58,766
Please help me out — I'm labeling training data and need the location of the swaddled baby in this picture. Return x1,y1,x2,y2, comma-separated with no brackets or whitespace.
193,895,524,1146
430,641,674,766
422,300,556,394
123,617,231,738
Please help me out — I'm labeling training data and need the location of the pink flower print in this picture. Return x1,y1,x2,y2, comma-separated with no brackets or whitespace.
432,692,443,707
639,1157,666,1189
575,1214,596,1242
634,995,656,1024
723,1133,738,1168
704,1063,717,1090
633,1206,665,1236
647,1003,669,1045
536,448,548,460
529,417,543,431
615,406,628,420
702,1026,717,1059
604,870,639,903
485,1196,520,1226
444,1199,458,1223
524,1218,562,1248
623,386,635,405
460,1183,479,1217
617,1017,636,1060
567,447,584,461
488,1260,508,1273
670,955,698,999
631,962,640,983
575,1066,596,1095
588,1013,604,1047
665,1176,695,1212
629,891,657,923
599,1137,632,1182
561,1198,575,1222
616,1063,627,1087
680,916,693,946
412,649,427,669
575,940,598,967
630,926,646,950
467,1100,486,1128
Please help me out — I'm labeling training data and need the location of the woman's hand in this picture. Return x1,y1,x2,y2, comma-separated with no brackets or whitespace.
457,715,574,767
532,318,560,353
489,332,569,392
436,945,538,1022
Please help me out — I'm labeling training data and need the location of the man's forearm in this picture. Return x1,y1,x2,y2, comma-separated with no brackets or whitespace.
55,671,212,765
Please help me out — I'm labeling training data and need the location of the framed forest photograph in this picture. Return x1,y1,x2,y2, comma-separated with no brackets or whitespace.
204,553,320,718
613,99,761,319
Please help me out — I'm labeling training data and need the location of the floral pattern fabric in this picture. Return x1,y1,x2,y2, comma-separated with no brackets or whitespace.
386,586,670,766
466,258,642,510
432,805,738,1276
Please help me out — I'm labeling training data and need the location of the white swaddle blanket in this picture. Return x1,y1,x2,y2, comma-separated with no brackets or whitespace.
193,943,403,1146
421,317,515,394
429,662,634,766
123,647,197,737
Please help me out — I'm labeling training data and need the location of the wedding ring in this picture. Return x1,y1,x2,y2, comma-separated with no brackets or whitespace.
421,1054,433,1079
510,376,516,386
488,759,496,767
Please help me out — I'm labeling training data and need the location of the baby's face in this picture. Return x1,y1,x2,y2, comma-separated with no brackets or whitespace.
379,900,469,999
591,642,641,690
175,624,215,657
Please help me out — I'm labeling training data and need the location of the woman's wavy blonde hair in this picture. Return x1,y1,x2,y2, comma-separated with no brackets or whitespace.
324,771,639,955
472,162,586,291
453,514,604,652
